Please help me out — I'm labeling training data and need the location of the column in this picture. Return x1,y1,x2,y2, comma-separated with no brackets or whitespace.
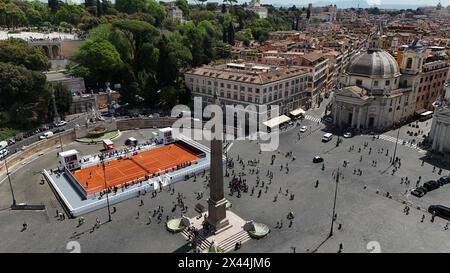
352,107,357,128
439,125,447,153
357,107,362,129
432,122,441,151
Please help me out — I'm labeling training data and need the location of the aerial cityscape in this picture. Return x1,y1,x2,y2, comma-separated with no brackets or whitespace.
1,0,450,260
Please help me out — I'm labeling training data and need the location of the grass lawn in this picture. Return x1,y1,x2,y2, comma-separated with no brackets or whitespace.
0,128,20,141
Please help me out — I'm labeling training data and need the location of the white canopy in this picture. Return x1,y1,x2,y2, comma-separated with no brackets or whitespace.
263,115,291,129
290,108,305,117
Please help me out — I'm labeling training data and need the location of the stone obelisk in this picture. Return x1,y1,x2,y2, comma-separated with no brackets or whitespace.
207,91,231,234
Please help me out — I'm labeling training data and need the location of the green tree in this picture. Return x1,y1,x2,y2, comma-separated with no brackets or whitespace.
48,0,59,14
249,18,273,42
74,38,124,87
227,21,234,45
175,0,189,18
52,82,73,115
54,4,87,26
0,38,50,71
112,19,160,72
4,3,27,29
0,62,51,127
114,0,146,14
235,28,252,46
156,35,192,88
144,0,166,27
25,7,42,26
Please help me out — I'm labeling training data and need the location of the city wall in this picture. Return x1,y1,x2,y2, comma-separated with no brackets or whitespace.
0,130,76,176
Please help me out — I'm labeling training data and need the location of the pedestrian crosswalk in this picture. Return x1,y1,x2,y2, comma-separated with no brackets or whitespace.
304,114,322,123
378,134,425,153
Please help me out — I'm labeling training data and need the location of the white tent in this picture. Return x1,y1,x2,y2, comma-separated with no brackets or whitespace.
263,115,291,129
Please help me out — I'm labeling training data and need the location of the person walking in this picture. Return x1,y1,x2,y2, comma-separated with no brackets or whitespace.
338,243,343,253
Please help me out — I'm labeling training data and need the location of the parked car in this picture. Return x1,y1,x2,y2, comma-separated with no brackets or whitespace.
299,126,308,133
323,116,333,123
437,176,450,186
343,132,353,138
411,187,427,198
428,205,450,220
313,156,324,163
39,131,54,140
322,133,333,142
423,180,440,192
54,120,67,127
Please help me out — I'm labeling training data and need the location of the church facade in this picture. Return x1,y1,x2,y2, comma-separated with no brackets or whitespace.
331,36,417,131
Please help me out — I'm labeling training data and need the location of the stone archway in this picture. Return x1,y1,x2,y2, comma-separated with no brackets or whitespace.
51,45,60,59
42,46,50,58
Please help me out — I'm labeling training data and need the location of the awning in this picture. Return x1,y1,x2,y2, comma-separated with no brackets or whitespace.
420,111,433,116
289,108,305,117
415,109,427,115
263,115,291,129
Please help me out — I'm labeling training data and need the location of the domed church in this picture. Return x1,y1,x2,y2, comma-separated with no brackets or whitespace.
330,35,417,131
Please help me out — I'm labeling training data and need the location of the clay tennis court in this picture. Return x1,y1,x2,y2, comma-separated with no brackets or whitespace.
72,143,199,195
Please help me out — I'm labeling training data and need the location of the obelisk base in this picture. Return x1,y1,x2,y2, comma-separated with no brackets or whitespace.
207,198,232,235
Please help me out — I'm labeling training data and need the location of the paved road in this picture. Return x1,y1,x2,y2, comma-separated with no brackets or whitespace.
1,117,449,252
4,114,87,159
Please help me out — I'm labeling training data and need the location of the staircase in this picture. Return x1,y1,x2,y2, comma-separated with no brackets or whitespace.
181,228,211,251
178,135,210,153
218,230,251,252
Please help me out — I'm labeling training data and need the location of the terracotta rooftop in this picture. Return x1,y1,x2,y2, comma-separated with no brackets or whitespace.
185,65,309,85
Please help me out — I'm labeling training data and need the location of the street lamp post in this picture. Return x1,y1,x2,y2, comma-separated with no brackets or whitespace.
101,155,112,222
329,168,340,237
59,133,64,153
4,159,16,206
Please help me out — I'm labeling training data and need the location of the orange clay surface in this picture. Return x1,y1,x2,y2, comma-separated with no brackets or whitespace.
72,144,198,195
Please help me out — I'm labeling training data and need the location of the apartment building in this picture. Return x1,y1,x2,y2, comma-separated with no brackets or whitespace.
184,63,312,116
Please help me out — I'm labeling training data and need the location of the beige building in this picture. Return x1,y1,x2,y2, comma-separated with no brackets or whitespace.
331,36,416,131
184,63,311,116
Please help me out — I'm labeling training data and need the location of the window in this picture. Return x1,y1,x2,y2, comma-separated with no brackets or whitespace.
227,84,231,89
406,58,412,69
385,80,390,86
208,81,211,85
420,78,423,83
248,87,253,92
374,80,378,87
240,86,245,92
220,83,224,88
234,85,238,90
256,88,260,94
356,79,362,86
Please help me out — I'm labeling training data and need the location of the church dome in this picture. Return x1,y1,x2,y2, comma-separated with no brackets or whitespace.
347,49,400,78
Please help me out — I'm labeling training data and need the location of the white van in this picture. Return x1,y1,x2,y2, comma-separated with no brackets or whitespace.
0,140,7,150
40,131,54,140
322,133,333,142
